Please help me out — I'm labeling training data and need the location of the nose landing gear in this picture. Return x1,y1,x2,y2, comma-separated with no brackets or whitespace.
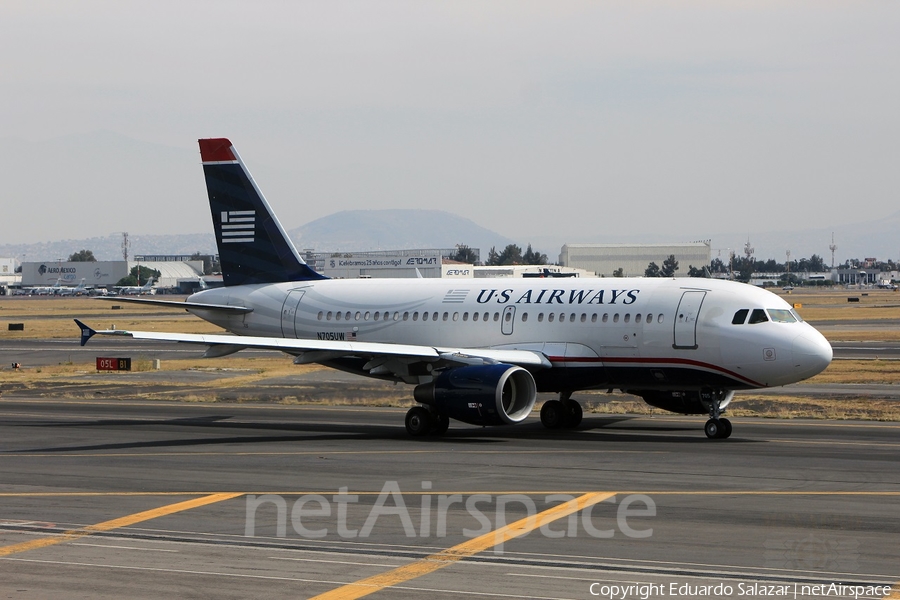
702,389,734,439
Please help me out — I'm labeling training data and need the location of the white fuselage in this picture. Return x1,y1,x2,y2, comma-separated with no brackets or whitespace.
184,276,832,393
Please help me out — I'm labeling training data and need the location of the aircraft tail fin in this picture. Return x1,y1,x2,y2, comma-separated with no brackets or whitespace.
198,138,326,286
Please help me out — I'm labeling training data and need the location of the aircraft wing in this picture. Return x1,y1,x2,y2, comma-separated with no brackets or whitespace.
74,320,551,370
98,296,253,313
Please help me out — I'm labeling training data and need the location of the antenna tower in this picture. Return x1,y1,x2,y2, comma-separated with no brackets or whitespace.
122,232,130,262
829,232,837,269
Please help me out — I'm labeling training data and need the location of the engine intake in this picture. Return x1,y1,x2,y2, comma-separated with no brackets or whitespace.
414,364,537,426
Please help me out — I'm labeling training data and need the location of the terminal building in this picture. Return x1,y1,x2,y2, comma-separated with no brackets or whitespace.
558,243,712,277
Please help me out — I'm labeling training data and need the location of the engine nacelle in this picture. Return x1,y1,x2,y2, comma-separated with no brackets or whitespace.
414,364,537,426
633,389,734,415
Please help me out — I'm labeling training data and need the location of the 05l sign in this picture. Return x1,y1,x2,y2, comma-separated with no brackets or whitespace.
96,357,131,371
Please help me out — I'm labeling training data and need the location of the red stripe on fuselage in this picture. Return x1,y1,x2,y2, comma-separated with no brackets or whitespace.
199,138,236,163
545,355,762,388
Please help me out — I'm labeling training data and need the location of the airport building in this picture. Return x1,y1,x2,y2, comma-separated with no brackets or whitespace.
558,243,712,277
19,259,204,291
309,249,465,279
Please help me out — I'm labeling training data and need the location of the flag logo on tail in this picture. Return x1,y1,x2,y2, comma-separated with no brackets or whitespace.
221,210,255,243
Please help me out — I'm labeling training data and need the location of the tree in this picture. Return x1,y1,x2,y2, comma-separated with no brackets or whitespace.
68,249,96,262
452,244,478,264
644,262,661,277
486,246,500,266
612,267,624,277
116,266,161,287
497,244,523,265
687,265,708,278
661,255,679,278
522,244,548,265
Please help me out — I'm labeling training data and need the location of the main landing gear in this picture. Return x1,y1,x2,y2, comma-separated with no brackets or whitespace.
405,406,449,437
703,389,733,439
540,392,583,429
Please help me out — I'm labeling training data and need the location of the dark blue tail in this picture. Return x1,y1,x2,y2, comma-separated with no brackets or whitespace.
199,138,326,286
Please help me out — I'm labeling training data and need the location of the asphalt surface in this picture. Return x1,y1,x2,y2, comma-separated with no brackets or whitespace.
0,397,898,598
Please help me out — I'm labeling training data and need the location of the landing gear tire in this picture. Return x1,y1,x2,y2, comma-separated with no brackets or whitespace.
719,417,733,439
540,400,564,429
704,418,722,439
430,413,450,436
563,400,583,428
405,406,432,437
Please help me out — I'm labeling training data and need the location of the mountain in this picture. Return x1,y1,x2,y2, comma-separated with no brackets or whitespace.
287,209,515,257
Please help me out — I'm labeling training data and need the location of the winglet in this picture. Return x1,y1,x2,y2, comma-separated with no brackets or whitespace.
74,319,96,346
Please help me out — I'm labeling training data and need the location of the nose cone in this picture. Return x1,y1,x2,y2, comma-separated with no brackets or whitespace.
792,330,833,381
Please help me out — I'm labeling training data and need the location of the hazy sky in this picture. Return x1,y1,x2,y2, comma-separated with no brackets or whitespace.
2,1,898,251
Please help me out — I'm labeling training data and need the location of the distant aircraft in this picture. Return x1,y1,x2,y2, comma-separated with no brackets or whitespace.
27,277,63,296
59,279,87,296
116,277,156,296
77,138,833,439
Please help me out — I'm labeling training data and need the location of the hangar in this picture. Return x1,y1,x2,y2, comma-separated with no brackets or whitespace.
558,243,711,277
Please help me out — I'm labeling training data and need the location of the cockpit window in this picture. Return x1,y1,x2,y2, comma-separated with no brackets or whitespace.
732,309,749,325
791,309,804,323
767,309,797,323
748,309,769,324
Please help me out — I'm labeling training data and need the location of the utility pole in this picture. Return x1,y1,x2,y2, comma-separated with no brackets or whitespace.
786,250,791,283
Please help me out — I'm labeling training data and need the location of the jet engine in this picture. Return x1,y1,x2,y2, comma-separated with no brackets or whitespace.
413,364,537,426
632,389,734,415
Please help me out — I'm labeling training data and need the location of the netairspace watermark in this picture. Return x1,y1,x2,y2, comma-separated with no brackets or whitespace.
244,481,655,553
588,582,895,599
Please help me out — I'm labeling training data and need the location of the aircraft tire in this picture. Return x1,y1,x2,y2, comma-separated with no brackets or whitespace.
540,400,564,429
563,400,583,428
719,417,733,439
405,406,433,437
430,414,450,436
704,418,722,439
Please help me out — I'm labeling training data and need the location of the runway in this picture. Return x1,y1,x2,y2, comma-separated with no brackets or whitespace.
0,395,897,598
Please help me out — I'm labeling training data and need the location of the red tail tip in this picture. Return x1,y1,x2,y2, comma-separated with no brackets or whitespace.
198,138,235,162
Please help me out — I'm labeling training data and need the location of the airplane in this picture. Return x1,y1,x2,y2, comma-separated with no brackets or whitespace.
59,278,87,296
76,138,833,439
116,277,156,296
27,277,63,296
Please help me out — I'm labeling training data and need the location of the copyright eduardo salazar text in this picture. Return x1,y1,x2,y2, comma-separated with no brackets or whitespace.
587,582,894,599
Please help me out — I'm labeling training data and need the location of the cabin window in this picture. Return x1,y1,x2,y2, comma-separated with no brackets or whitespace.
493,313,500,322
768,309,796,323
364,311,371,321
317,311,323,320
335,311,342,321
326,311,333,320
373,311,380,321
570,313,576,322
635,314,642,323
658,314,664,324
443,312,449,321
345,312,351,321
355,311,361,321
624,314,630,323
483,312,490,322
732,309,749,325
473,312,479,322
548,313,555,322
613,313,619,323
538,313,544,322
581,313,587,323
403,311,409,321
602,313,609,323
591,313,597,323
462,312,469,321
453,312,459,322
748,309,769,324
413,312,419,321
522,312,528,322
558,313,565,323
393,311,400,321
422,312,429,322
646,314,652,323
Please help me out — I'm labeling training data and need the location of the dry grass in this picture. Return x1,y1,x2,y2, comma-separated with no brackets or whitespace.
807,360,900,384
